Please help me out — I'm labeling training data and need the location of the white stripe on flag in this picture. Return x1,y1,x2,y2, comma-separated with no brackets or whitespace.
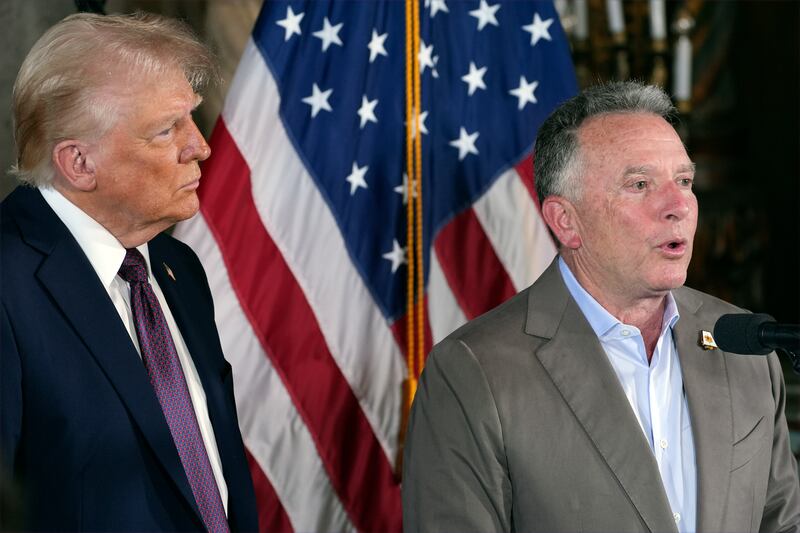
427,251,468,344
473,169,556,291
222,40,406,464
174,214,356,533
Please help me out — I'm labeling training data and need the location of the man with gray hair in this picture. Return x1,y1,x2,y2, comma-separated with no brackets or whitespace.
1,12,257,531
402,81,800,532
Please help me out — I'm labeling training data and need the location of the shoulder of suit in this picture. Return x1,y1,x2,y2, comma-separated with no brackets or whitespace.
150,231,201,264
150,231,213,293
441,288,532,347
674,285,748,319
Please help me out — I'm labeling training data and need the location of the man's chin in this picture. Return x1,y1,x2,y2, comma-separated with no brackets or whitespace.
651,271,688,292
162,202,200,231
177,195,201,221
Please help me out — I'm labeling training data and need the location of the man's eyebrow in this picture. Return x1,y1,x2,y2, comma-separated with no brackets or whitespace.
622,162,697,176
150,95,203,129
622,165,653,176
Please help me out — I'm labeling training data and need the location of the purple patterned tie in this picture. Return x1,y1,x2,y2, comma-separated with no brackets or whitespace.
119,248,230,533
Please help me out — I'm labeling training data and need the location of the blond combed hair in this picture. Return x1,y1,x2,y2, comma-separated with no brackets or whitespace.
11,11,218,187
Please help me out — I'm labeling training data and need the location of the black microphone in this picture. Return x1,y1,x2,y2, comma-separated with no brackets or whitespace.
713,313,800,355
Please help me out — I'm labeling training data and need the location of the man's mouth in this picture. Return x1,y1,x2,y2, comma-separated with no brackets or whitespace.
181,177,201,190
659,238,687,255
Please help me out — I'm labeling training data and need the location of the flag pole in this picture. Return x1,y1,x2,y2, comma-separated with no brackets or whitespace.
412,0,426,406
400,0,423,475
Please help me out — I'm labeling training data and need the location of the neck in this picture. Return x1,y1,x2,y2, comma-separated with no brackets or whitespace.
109,226,163,249
615,300,666,362
596,291,667,362
56,185,165,248
563,255,668,362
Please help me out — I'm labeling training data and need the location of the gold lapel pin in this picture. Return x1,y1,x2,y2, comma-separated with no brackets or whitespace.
163,262,176,281
699,330,718,350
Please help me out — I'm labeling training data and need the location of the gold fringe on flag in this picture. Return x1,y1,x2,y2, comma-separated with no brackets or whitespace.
399,0,425,475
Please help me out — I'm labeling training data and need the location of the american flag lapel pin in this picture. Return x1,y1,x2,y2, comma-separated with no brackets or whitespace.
163,262,176,281
699,330,718,350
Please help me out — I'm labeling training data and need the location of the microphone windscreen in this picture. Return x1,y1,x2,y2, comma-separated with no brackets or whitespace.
713,313,775,355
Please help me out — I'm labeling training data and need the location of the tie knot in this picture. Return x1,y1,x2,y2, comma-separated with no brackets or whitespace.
118,248,149,284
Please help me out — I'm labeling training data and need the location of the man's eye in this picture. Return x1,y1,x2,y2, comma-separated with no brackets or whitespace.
678,177,693,187
634,180,647,190
157,125,174,137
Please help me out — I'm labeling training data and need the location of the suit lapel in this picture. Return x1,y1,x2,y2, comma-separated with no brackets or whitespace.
150,237,249,524
673,289,733,533
526,261,677,533
16,190,203,526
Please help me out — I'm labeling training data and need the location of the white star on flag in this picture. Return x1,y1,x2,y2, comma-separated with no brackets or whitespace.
509,76,539,110
430,0,449,17
382,239,407,273
393,173,418,204
276,6,304,41
462,62,488,96
419,41,435,74
302,83,333,117
367,29,388,63
523,13,554,46
409,110,429,139
313,17,344,52
469,0,500,31
345,162,369,195
357,95,379,128
449,127,480,160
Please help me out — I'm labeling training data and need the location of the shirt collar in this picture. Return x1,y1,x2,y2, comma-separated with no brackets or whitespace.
557,256,680,338
39,186,152,289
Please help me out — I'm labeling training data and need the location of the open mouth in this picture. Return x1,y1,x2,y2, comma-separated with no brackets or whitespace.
660,239,687,255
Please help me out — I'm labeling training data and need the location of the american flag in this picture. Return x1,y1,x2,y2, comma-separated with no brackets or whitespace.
174,1,576,530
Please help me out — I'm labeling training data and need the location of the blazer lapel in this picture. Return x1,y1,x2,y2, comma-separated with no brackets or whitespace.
150,236,250,524
673,289,733,533
16,190,204,526
526,261,678,533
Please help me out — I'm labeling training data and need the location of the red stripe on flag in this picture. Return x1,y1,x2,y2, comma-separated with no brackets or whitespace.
199,119,402,532
245,448,294,533
514,155,542,211
433,208,517,320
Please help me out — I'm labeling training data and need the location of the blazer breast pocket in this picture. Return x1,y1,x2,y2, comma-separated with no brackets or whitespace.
731,416,769,472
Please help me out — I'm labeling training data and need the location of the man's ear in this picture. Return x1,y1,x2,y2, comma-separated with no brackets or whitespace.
52,141,96,191
541,196,582,250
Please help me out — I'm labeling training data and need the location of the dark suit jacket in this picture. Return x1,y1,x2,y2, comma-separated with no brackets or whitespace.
403,259,800,533
0,186,258,531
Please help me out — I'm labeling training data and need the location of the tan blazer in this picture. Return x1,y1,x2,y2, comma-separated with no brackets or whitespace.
403,259,800,533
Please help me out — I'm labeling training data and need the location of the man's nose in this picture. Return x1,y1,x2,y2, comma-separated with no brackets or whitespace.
660,181,692,221
179,119,211,163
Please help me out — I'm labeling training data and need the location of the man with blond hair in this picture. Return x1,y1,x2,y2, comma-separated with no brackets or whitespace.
1,12,257,531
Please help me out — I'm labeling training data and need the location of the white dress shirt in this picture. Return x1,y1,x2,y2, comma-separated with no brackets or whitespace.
559,257,697,533
40,186,229,514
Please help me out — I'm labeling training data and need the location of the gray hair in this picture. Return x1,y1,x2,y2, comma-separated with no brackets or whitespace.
534,81,676,203
11,11,218,187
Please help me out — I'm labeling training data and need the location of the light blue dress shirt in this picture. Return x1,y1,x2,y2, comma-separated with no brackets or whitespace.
558,258,697,533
